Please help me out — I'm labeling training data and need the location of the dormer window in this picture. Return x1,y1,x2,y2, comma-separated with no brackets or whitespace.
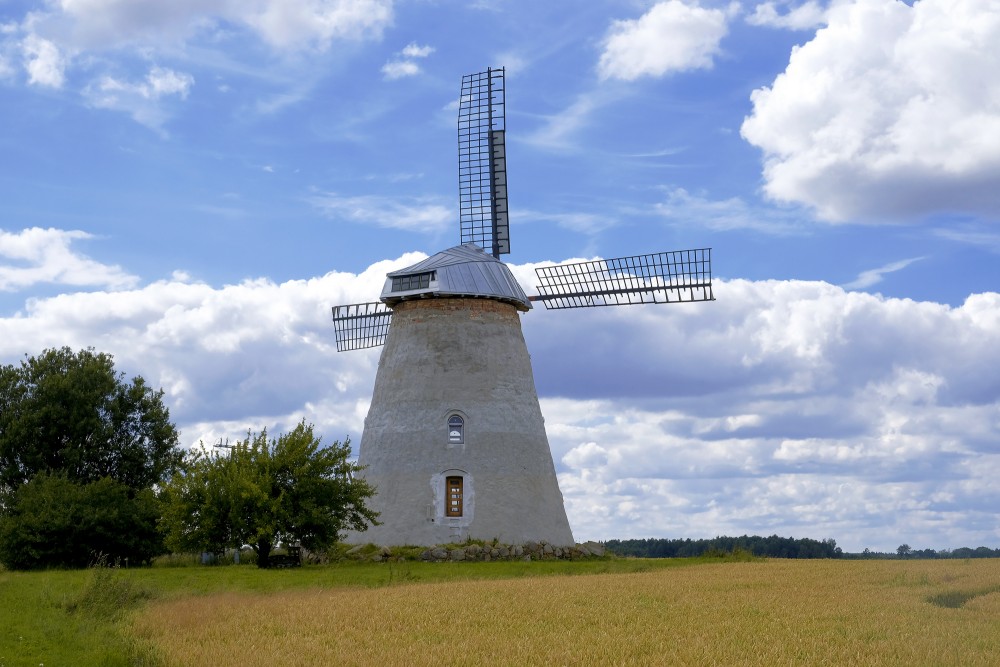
448,415,464,444
391,271,435,292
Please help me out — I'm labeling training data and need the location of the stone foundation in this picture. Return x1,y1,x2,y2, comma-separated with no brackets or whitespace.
325,540,607,564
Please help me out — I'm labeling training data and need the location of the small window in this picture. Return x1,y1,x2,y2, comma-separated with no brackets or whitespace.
448,415,464,444
391,271,435,292
446,476,463,517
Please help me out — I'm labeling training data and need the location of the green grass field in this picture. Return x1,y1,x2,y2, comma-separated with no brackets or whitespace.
3,556,999,666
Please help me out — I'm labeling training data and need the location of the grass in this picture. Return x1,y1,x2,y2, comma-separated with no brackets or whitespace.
0,566,150,667
3,556,1000,666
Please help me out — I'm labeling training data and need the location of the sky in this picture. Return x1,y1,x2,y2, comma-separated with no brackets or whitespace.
1,0,998,553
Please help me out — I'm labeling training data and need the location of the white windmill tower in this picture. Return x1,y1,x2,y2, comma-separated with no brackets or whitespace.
333,68,714,547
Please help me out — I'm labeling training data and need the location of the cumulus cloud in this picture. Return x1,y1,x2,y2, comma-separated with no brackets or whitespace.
741,0,1000,222
598,0,736,81
0,250,419,442
524,279,1000,548
310,192,452,232
0,227,138,292
2,244,999,551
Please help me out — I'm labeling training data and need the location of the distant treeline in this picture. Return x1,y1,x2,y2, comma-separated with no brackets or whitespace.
603,535,842,559
844,546,1000,560
602,537,1000,560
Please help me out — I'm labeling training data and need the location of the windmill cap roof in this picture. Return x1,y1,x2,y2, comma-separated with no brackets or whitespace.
381,243,531,311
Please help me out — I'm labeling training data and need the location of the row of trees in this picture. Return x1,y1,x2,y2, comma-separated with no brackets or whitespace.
845,545,1000,560
604,535,843,559
605,538,1000,560
0,347,379,570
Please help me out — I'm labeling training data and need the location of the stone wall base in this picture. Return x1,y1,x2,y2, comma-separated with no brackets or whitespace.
312,540,607,564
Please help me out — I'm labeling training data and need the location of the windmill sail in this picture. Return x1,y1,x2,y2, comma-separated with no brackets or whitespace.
530,248,714,309
332,302,392,351
458,67,509,258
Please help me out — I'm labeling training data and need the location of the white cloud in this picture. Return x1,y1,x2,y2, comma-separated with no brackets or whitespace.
0,251,418,440
741,0,1000,222
2,245,999,551
524,279,1000,548
382,41,434,80
381,60,419,80
400,42,433,59
841,257,924,290
4,0,393,120
310,193,452,232
0,227,138,291
598,0,736,81
83,65,194,129
35,0,393,52
146,66,194,96
239,0,393,50
746,0,830,30
22,34,67,87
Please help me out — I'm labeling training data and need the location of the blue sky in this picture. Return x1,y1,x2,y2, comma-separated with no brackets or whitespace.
1,0,998,552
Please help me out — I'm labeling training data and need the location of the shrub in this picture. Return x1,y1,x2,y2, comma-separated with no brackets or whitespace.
64,556,154,621
0,474,164,569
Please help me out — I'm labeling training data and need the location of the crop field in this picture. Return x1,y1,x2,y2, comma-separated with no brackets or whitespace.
3,557,1000,666
136,558,999,666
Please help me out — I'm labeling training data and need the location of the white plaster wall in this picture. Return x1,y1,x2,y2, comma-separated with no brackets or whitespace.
344,298,575,547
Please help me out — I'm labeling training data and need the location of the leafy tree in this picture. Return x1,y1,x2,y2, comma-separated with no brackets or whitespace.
0,347,181,493
897,544,912,557
0,348,181,569
0,473,163,569
161,421,378,567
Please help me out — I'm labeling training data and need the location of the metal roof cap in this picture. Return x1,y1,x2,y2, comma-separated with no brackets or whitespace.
381,243,531,311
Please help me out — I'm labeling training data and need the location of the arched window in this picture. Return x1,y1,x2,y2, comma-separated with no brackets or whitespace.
448,415,464,444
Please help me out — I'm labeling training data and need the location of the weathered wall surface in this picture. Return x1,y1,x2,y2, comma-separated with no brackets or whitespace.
345,298,575,546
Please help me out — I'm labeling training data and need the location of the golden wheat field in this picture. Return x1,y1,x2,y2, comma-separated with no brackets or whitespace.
133,559,1000,666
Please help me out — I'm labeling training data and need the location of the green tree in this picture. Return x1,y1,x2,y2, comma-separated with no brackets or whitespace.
0,473,163,569
0,347,181,569
0,347,181,493
161,421,378,567
897,544,912,558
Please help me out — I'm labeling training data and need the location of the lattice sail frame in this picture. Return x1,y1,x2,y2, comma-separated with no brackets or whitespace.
332,302,392,351
458,67,509,258
531,249,714,309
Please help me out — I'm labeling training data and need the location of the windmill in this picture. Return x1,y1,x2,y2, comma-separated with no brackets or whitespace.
332,67,714,547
